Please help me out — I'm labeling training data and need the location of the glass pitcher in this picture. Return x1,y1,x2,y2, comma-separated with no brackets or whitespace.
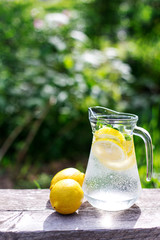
83,106,153,211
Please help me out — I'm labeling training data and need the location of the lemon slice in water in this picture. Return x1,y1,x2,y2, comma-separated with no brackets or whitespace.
92,138,135,171
124,138,134,157
94,127,125,144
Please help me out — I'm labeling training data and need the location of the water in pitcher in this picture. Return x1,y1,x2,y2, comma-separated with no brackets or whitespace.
83,122,142,211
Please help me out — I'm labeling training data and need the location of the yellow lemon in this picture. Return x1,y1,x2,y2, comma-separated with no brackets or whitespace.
124,137,134,157
94,127,125,144
92,138,135,171
50,168,85,190
50,179,84,215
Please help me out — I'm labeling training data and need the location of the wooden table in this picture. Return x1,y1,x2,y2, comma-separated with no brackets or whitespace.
0,189,160,240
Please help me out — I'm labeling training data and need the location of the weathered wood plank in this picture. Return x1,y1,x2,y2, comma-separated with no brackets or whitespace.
0,189,160,240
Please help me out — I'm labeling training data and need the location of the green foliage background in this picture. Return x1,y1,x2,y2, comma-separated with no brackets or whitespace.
0,0,160,188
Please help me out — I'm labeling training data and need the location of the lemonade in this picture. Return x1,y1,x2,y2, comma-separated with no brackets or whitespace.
83,126,142,211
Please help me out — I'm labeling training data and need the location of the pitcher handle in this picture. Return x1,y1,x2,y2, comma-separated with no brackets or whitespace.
133,126,153,181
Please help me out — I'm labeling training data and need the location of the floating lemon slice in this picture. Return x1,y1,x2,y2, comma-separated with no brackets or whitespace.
92,138,135,171
94,127,125,144
124,138,134,157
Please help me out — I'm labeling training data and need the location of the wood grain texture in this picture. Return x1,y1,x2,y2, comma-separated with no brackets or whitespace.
0,189,160,240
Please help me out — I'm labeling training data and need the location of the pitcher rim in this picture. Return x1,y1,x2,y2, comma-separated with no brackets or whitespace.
88,106,138,123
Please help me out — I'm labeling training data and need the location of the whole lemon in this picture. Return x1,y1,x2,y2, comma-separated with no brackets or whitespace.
50,167,85,190
50,179,84,214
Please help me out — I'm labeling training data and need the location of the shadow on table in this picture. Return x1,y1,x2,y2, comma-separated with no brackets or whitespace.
43,200,141,231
